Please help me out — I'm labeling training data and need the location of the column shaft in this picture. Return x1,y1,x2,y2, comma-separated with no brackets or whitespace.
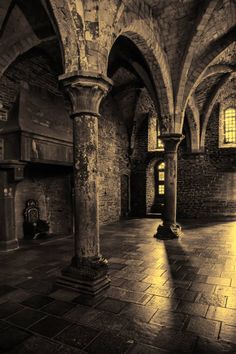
73,114,100,259
57,71,112,302
155,134,184,239
164,150,178,226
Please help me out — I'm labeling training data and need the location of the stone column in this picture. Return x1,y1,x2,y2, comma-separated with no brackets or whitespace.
155,134,184,239
57,71,112,303
0,161,25,251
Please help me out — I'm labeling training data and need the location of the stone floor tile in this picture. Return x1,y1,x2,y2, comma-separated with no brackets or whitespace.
0,319,9,331
0,219,236,352
152,328,197,353
18,279,55,294
145,285,173,297
64,305,102,325
0,326,31,351
90,312,129,332
109,263,126,270
113,271,146,281
231,278,236,287
121,280,151,292
7,335,61,354
0,289,32,305
0,285,16,297
207,277,231,286
182,290,198,302
29,315,71,338
150,309,187,329
141,268,167,277
96,297,127,314
41,300,75,316
146,295,178,310
226,296,236,309
119,303,157,322
206,305,236,325
193,336,236,354
7,308,46,328
108,257,127,264
195,293,227,307
142,275,167,286
176,301,208,316
110,277,125,287
129,343,168,354
85,331,133,354
190,282,216,293
106,286,151,304
22,294,54,309
215,285,236,297
120,320,197,353
125,259,144,266
49,289,80,302
55,324,99,349
219,324,236,344
55,344,88,353
187,316,221,338
0,301,24,319
119,319,163,346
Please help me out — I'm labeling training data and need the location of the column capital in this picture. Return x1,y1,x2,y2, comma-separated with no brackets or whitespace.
159,133,185,153
59,71,113,118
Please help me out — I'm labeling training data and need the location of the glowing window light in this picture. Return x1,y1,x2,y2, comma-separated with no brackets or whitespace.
159,171,165,181
158,185,165,195
157,127,164,150
157,162,165,195
224,107,236,144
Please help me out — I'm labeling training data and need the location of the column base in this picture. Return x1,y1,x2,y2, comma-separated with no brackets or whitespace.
154,223,183,240
56,256,110,305
0,239,19,252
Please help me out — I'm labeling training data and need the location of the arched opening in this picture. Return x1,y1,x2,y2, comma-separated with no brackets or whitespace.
107,35,160,218
146,159,165,216
0,0,73,243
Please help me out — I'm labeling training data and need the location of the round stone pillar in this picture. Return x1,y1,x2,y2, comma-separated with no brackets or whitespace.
155,134,184,239
57,71,113,303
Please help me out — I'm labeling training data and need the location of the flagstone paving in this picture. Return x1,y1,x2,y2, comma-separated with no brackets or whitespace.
0,218,236,353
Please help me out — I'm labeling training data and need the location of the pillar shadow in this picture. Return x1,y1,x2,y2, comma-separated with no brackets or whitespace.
154,236,197,330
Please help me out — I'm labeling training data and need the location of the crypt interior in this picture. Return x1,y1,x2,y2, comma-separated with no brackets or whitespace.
0,0,236,353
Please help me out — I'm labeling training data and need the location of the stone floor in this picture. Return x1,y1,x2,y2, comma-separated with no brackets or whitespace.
0,218,236,353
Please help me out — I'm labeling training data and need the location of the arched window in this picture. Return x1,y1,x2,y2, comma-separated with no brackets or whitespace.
157,126,164,150
219,106,236,148
224,107,236,144
157,162,165,195
148,114,164,151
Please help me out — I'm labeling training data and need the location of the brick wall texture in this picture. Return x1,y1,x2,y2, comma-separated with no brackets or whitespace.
178,105,236,218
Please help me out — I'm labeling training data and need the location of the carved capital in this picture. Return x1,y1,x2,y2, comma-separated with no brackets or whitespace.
158,134,185,153
60,71,113,118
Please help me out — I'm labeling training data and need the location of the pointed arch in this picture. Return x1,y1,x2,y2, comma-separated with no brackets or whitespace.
200,72,234,149
187,95,200,152
42,0,82,73
176,0,219,119
181,27,236,128
108,3,174,132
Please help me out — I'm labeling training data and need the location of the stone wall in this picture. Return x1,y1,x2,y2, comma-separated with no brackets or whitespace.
98,94,130,224
15,165,73,239
178,105,236,218
0,50,74,239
